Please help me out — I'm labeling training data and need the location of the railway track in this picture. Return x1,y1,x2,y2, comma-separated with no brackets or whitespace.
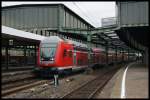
2,70,35,84
2,78,38,91
2,69,38,96
61,67,120,99
2,79,50,97
2,64,123,98
2,66,35,72
2,70,84,97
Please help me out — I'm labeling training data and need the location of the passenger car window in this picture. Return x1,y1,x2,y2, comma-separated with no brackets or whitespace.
63,49,67,57
69,50,72,57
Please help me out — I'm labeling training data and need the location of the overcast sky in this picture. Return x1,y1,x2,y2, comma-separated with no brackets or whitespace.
2,1,116,27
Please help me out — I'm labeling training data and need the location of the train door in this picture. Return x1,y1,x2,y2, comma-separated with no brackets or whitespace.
73,49,76,65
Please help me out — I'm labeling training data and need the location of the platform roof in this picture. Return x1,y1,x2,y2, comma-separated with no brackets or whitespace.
2,25,45,41
2,4,94,29
2,25,46,46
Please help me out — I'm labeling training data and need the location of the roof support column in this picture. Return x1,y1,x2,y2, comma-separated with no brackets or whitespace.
34,45,37,66
5,40,9,70
141,52,144,63
87,29,92,67
105,42,108,66
122,49,124,63
143,47,148,67
24,45,27,66
137,51,140,62
128,48,130,62
115,46,118,64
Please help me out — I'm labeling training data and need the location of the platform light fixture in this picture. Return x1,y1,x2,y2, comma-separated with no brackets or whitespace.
111,36,119,38
104,31,114,34
108,33,117,37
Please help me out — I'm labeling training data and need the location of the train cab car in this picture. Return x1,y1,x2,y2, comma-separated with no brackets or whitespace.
37,36,90,76
37,36,74,74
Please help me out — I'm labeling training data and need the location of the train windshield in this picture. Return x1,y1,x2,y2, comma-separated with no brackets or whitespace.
40,43,57,61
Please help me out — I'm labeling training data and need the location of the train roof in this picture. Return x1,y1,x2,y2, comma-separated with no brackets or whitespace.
41,36,64,43
66,39,88,48
41,36,87,48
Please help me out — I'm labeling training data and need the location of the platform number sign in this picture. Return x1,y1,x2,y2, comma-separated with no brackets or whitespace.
9,39,13,45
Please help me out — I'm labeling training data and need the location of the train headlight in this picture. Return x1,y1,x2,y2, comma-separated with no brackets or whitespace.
51,58,54,61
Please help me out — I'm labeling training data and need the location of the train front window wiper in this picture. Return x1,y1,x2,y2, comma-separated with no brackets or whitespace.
40,43,56,61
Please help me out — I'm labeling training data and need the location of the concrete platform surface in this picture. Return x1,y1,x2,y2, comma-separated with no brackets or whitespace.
125,63,148,98
96,62,148,99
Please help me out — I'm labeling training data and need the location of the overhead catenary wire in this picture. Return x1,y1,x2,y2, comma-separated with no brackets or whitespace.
72,2,96,27
75,2,101,27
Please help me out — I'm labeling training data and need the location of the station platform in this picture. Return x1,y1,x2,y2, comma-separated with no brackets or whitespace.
97,62,148,98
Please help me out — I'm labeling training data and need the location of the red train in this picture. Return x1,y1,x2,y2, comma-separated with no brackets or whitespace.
36,36,129,76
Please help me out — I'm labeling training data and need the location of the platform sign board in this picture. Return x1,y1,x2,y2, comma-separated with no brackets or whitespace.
9,39,13,45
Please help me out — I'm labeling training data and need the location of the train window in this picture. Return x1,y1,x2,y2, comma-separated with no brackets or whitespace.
80,60,83,65
78,59,81,65
63,49,67,57
69,50,72,57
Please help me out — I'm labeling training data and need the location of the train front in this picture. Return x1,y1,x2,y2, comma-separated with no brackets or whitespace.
36,36,62,76
39,42,56,67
